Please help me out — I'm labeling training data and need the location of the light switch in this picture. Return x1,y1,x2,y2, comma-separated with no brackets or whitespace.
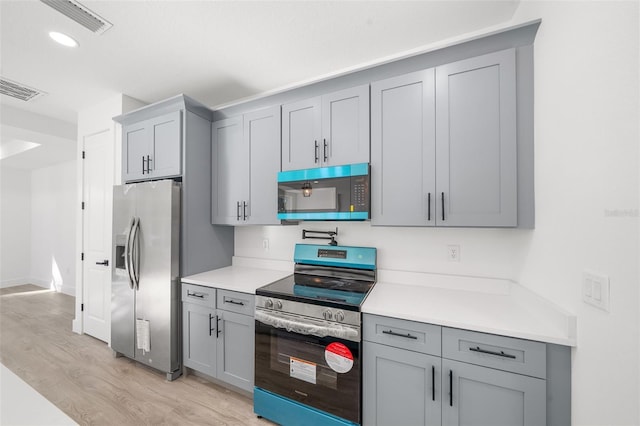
583,271,610,312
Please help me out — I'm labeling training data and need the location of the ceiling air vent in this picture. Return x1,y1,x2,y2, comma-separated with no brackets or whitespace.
0,78,47,102
40,0,113,35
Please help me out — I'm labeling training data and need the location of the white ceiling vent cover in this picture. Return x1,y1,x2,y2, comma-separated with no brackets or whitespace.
0,78,47,102
40,0,113,34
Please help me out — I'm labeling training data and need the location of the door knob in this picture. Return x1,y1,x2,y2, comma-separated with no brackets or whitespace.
96,260,109,266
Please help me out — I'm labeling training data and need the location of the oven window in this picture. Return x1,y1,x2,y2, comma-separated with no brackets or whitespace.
255,319,361,424
274,334,338,390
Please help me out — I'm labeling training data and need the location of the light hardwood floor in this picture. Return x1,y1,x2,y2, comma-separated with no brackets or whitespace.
0,285,273,425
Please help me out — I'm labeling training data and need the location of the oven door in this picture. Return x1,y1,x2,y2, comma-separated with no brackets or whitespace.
255,309,361,424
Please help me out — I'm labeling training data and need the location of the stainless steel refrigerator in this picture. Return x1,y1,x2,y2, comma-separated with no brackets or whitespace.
111,179,181,380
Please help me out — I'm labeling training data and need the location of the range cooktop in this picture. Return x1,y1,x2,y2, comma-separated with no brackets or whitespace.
256,244,377,311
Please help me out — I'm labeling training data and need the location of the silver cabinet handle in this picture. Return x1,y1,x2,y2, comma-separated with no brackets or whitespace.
314,140,319,163
236,201,241,221
187,291,205,299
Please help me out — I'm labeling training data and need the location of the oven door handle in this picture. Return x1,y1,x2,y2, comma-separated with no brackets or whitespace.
255,309,360,342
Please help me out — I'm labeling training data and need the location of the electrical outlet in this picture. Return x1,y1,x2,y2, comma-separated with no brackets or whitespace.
262,239,269,251
582,271,610,312
447,245,460,262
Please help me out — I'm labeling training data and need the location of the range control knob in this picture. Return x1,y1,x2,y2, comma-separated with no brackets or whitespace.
323,310,333,320
275,300,283,310
265,298,274,309
334,310,345,322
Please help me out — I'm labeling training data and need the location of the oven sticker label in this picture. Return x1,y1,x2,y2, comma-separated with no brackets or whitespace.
325,342,354,373
290,357,317,385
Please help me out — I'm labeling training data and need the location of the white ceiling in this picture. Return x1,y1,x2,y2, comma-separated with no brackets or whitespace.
0,0,520,169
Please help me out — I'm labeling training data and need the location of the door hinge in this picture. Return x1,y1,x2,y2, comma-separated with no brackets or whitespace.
81,303,84,312
81,201,85,210
81,253,84,261
82,151,85,159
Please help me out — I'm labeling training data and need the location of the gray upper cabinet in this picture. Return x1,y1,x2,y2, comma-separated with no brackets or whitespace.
211,116,246,224
245,106,281,225
435,49,517,227
371,48,518,227
442,358,546,426
211,106,281,226
282,84,369,171
370,69,436,226
123,110,182,182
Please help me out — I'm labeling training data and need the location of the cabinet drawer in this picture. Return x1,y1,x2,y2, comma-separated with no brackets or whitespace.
363,314,441,356
181,283,216,309
217,289,255,315
442,327,546,379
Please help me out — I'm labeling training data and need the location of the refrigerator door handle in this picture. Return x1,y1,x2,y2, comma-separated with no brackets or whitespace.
131,217,141,290
124,217,136,290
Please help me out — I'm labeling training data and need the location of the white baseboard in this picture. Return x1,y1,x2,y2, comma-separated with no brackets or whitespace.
0,278,31,288
1,278,75,297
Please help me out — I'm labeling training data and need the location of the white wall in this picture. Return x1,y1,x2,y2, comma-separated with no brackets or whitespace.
511,2,639,425
30,160,77,296
234,2,640,424
0,167,32,287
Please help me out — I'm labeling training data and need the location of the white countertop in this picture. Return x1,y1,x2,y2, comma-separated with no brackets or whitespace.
181,265,292,294
363,271,577,347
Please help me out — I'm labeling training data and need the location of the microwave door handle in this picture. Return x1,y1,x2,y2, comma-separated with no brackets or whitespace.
124,217,135,290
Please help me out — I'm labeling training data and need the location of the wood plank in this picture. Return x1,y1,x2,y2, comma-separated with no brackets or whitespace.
0,285,272,425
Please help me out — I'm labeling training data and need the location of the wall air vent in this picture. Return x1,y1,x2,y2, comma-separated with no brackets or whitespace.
0,78,47,102
40,0,113,35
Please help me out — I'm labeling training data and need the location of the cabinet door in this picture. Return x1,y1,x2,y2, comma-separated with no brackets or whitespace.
321,85,370,167
245,106,281,225
363,342,441,426
282,97,322,171
216,310,255,392
371,69,436,226
211,116,247,224
182,303,216,377
123,121,149,182
148,111,182,179
442,358,545,426
435,49,517,227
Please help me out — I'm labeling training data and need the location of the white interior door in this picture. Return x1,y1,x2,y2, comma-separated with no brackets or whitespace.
82,130,113,342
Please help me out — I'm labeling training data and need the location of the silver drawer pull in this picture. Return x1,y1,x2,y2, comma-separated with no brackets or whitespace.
469,346,516,359
187,291,205,299
225,299,245,306
382,329,417,340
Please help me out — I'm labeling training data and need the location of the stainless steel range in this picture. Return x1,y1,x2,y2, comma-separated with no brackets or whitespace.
254,243,377,426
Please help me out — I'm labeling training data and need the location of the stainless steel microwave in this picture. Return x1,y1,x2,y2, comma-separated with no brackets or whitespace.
277,163,370,221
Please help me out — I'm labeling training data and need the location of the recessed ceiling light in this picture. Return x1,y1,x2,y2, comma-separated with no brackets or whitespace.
49,31,78,48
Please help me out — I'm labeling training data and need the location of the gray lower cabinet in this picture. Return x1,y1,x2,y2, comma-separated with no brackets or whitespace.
183,301,217,377
363,314,567,426
182,284,255,393
371,48,518,227
363,341,442,426
281,84,369,171
122,110,182,182
442,358,545,426
211,106,280,225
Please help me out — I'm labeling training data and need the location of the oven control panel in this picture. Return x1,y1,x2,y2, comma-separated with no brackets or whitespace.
256,296,359,327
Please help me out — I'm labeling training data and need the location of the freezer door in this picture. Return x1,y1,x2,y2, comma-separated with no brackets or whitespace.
133,180,181,373
111,183,137,359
